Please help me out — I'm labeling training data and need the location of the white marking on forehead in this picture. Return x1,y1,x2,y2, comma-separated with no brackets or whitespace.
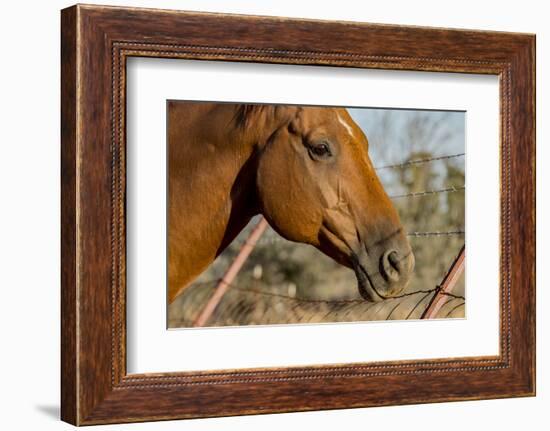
336,113,355,138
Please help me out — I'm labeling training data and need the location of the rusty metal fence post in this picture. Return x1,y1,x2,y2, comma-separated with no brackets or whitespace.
421,245,465,319
193,217,269,327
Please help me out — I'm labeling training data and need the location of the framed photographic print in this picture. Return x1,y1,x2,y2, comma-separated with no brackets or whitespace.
61,4,535,425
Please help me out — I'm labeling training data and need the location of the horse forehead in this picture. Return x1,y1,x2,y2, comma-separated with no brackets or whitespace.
298,108,367,150
331,110,369,151
335,112,356,138
300,108,354,131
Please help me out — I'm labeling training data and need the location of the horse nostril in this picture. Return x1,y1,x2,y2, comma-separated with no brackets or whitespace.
381,249,401,283
388,250,403,272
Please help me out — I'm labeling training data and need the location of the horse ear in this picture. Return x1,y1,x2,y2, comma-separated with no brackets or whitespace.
279,105,302,126
288,115,301,135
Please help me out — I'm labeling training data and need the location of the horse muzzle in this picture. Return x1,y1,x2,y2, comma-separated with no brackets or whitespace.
352,245,415,302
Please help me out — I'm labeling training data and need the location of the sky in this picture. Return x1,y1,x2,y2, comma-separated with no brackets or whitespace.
348,107,465,191
349,107,465,165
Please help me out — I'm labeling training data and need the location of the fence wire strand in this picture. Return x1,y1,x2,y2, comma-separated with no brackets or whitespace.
390,185,465,199
232,230,464,247
224,282,465,305
375,153,465,170
407,230,465,237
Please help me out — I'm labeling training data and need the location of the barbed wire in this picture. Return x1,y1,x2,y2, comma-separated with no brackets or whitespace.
232,229,464,246
171,280,466,326
407,230,465,237
389,185,465,199
199,280,465,306
375,153,465,170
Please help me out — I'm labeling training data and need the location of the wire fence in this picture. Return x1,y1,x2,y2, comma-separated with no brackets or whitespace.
171,279,466,328
172,239,466,328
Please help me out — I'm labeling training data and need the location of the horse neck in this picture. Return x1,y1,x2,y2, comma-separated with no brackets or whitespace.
168,104,261,301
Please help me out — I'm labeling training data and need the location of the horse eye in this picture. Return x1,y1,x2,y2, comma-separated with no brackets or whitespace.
309,142,332,158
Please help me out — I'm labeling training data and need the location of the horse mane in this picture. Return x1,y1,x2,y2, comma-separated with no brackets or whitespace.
233,105,271,129
233,104,298,130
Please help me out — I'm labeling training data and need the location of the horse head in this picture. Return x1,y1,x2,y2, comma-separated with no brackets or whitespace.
252,105,415,301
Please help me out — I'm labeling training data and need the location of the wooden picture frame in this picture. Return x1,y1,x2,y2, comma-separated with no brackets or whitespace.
61,4,535,425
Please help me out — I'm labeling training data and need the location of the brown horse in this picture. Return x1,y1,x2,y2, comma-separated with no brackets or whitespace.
168,102,414,304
